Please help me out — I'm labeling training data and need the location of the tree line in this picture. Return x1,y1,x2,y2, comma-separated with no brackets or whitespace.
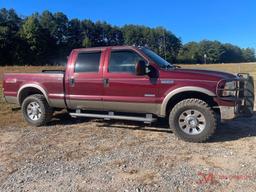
177,41,255,64
0,8,255,66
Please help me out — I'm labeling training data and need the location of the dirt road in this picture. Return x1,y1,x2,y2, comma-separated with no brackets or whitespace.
0,112,256,192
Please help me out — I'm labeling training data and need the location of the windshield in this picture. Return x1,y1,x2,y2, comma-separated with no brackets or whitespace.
140,47,173,68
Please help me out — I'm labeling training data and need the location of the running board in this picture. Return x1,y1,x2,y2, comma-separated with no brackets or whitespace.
69,110,156,124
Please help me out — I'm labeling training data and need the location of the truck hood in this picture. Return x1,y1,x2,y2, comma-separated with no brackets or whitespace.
160,68,237,82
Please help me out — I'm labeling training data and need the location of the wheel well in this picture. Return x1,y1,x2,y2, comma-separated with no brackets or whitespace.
165,91,220,116
19,87,45,105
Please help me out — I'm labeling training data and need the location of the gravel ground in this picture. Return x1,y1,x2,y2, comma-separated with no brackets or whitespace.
0,113,256,192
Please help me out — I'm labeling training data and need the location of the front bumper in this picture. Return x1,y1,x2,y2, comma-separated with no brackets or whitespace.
217,73,255,120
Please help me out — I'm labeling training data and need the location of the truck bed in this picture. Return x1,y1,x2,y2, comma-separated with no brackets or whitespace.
3,72,65,108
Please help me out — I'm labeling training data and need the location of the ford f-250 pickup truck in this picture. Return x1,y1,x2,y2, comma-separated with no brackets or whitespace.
3,46,255,142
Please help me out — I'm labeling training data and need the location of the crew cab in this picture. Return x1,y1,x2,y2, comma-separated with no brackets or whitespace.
3,46,255,142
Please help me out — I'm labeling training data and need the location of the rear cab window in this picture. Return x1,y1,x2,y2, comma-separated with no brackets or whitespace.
75,51,101,73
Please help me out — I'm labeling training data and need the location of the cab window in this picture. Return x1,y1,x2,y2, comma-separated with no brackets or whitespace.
75,52,101,73
109,50,145,73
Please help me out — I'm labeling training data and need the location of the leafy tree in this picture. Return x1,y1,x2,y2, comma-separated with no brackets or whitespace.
176,41,254,64
0,8,21,65
82,35,92,48
122,25,147,46
242,48,256,62
122,25,181,62
197,40,225,63
39,11,69,64
220,44,243,63
158,27,181,62
177,42,200,64
66,19,82,49
93,21,123,46
81,19,95,47
19,14,50,65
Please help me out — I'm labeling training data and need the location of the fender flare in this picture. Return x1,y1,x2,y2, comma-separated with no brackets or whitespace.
160,86,216,116
17,84,49,105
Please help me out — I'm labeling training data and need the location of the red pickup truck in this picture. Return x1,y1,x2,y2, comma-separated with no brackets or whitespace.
3,46,255,142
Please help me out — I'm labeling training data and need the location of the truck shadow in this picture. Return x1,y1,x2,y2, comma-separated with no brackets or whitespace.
49,111,256,143
97,118,172,133
48,112,92,125
49,112,172,133
209,112,256,142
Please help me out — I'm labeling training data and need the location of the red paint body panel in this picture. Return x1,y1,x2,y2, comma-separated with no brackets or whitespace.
102,48,158,103
3,46,238,116
65,48,105,109
3,73,64,100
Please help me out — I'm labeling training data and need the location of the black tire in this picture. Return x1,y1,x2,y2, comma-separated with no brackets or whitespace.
21,94,53,126
169,98,217,143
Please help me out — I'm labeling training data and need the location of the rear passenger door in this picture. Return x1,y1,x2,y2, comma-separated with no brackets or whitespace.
102,48,158,114
66,50,104,110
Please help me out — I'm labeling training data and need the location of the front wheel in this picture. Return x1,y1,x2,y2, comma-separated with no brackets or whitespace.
169,98,217,142
21,94,53,126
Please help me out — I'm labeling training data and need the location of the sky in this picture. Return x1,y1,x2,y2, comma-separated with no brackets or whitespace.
1,0,256,48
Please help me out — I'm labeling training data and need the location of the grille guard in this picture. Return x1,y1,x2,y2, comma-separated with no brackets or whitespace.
217,73,255,117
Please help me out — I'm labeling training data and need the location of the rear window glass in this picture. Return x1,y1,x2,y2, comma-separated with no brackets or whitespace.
75,52,101,73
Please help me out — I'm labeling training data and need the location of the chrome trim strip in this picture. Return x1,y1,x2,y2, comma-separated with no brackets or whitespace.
69,112,156,123
68,94,100,99
48,93,65,97
144,94,155,97
160,86,216,117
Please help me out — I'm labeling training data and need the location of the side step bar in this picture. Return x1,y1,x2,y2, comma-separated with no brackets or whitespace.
69,110,156,124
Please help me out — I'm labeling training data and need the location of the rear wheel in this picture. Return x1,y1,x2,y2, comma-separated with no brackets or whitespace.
169,98,217,142
22,94,53,126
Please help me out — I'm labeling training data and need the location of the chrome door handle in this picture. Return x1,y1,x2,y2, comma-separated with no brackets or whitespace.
69,77,75,87
103,78,109,87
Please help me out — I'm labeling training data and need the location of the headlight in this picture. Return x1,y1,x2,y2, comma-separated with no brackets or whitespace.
222,81,237,97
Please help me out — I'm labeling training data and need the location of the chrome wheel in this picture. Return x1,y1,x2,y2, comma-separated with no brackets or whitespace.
178,109,206,135
26,101,42,121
